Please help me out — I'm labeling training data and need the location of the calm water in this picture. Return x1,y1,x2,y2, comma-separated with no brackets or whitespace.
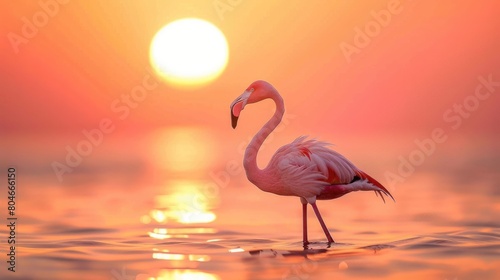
1,134,499,280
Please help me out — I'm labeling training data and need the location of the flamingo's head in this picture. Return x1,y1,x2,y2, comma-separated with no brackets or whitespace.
230,80,277,128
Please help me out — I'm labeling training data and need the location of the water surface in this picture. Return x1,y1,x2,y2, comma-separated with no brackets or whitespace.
1,135,499,280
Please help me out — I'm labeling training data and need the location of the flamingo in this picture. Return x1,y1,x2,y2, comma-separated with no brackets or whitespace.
230,80,394,244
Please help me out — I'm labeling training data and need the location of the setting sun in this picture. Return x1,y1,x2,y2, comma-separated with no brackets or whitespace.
149,18,229,88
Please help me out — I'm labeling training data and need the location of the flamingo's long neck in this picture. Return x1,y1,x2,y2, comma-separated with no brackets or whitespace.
244,91,284,185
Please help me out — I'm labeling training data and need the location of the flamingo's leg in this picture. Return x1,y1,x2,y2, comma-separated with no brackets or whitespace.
311,202,335,243
300,198,309,245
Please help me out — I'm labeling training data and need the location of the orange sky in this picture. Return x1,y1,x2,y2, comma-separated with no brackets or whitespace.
1,0,499,137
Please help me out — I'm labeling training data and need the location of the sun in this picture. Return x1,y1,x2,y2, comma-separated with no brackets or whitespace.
149,18,229,88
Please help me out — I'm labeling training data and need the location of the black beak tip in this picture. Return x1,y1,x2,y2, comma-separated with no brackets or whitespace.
231,114,238,129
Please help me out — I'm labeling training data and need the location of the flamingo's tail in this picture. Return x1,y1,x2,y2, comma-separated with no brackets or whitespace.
355,170,395,203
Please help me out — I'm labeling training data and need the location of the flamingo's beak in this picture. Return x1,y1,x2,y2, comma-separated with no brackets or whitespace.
230,90,252,129
231,111,239,129
230,100,243,128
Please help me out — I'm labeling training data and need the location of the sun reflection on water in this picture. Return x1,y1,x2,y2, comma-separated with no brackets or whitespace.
228,247,245,253
142,126,223,278
143,180,218,226
148,227,217,239
147,269,220,280
142,178,220,278
151,251,211,262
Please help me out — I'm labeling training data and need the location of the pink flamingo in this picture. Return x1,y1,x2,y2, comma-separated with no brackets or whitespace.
230,80,394,244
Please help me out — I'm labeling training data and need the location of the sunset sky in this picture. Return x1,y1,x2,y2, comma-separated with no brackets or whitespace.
2,0,499,134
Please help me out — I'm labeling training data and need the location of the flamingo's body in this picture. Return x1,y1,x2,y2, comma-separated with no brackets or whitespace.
230,80,394,244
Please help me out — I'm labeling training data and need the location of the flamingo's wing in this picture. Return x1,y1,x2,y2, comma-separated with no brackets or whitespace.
273,136,394,202
272,136,357,198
